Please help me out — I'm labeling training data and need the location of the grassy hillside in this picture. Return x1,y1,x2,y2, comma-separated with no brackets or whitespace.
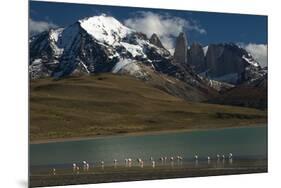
209,76,267,110
30,74,267,142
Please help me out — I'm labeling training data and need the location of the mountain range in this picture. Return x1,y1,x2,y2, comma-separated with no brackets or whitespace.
29,14,267,109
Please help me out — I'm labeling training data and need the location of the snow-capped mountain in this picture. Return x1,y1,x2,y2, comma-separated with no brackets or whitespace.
29,14,267,104
29,14,172,79
30,14,217,97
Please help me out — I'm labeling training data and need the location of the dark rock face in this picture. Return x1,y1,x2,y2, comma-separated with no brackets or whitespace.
206,44,244,78
188,43,206,73
29,31,55,62
203,43,262,84
173,32,188,66
53,26,118,78
148,33,171,58
149,33,165,49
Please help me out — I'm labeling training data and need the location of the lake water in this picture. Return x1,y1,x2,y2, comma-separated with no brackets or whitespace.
30,126,267,167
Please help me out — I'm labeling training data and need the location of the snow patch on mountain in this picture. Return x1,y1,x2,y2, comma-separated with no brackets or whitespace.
242,55,259,67
121,62,141,74
203,46,208,56
29,59,51,79
207,79,234,91
32,58,43,65
49,28,63,42
120,42,145,58
112,58,133,73
79,15,132,45
112,58,148,79
49,29,64,57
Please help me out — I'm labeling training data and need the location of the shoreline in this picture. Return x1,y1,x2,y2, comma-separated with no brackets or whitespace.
30,165,267,187
30,123,267,145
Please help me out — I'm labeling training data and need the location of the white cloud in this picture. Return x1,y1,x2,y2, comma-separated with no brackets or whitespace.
29,18,58,35
244,43,268,68
124,12,206,52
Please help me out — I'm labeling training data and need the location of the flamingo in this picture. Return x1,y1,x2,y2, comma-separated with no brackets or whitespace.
140,160,144,168
216,154,220,160
113,159,117,168
72,163,77,171
82,161,87,170
52,168,56,175
76,166,80,174
152,160,155,168
207,156,211,165
128,158,132,167
82,163,89,171
128,158,132,163
100,161,105,169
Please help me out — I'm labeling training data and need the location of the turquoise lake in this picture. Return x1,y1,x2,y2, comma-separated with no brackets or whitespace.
30,126,267,166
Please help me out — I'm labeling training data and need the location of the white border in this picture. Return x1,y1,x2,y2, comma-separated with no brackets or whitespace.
1,0,281,188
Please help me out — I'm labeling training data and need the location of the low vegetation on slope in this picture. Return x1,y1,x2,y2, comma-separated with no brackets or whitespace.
209,76,267,109
30,74,267,142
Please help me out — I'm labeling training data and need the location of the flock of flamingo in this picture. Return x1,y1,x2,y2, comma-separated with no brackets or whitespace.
51,153,233,175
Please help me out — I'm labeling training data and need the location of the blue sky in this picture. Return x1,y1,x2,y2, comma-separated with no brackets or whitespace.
29,1,268,66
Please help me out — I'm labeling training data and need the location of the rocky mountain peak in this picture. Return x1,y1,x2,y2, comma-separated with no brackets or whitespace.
149,33,165,49
149,33,171,56
29,15,175,79
78,14,133,45
205,43,262,84
188,42,206,73
173,32,188,66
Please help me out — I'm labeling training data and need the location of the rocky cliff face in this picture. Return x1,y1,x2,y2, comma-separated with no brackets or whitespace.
198,43,264,85
173,32,188,67
206,44,246,80
149,33,165,49
188,42,206,73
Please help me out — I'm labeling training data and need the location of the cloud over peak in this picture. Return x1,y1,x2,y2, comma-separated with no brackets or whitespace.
124,11,206,52
29,18,58,35
243,43,268,68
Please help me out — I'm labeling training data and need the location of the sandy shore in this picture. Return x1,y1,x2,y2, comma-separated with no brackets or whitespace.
30,124,267,144
30,164,267,187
